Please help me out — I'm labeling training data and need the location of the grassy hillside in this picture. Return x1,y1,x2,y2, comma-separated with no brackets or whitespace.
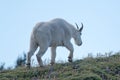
0,52,120,80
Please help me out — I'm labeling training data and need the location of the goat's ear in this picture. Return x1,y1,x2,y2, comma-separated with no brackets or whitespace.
79,23,83,32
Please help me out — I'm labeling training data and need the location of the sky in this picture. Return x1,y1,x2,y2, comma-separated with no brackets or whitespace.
0,0,120,68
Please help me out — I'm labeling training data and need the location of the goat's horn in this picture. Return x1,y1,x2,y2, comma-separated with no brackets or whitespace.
79,23,83,31
75,23,79,29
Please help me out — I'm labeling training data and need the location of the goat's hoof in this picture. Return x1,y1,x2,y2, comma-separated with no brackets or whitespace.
40,65,44,67
68,58,73,62
50,62,55,66
26,63,31,69
39,64,44,67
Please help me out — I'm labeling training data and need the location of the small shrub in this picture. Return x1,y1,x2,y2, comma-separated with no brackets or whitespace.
15,53,26,68
0,63,5,71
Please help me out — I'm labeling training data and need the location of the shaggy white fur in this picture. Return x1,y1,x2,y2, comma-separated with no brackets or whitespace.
27,18,83,67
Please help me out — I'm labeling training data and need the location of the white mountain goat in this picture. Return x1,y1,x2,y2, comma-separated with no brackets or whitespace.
26,18,83,67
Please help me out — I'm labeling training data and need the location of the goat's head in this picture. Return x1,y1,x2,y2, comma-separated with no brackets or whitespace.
74,23,83,46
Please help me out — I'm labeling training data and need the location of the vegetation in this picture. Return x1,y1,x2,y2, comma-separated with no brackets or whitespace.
0,52,120,80
15,53,26,68
0,62,5,71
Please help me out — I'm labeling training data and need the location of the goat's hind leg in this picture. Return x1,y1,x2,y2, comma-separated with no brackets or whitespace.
26,39,38,68
36,46,48,67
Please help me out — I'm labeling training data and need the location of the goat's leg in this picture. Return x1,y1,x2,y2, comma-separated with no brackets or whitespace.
36,46,48,67
27,39,38,68
51,46,57,65
65,42,74,62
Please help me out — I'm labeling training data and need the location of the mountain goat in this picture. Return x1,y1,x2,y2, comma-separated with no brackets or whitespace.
26,18,83,67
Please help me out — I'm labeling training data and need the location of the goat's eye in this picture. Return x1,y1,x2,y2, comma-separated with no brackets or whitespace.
80,33,82,35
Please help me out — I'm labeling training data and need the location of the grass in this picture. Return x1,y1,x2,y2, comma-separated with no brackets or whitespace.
0,51,120,80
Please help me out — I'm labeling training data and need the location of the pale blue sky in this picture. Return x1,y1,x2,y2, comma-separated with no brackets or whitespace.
0,0,120,67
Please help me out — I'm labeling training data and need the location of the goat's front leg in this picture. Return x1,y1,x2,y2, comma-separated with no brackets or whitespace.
65,42,74,62
51,46,57,65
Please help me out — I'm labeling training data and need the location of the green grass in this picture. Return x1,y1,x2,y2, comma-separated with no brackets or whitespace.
0,52,120,80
